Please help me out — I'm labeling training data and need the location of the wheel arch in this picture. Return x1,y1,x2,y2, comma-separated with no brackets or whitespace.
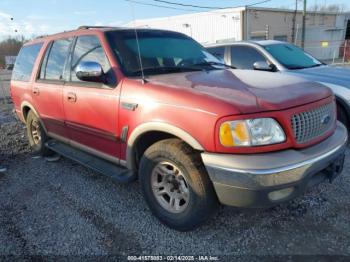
335,95,350,125
20,101,48,133
126,122,204,171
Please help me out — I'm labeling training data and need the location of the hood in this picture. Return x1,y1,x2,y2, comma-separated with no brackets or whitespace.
147,69,332,113
287,65,350,87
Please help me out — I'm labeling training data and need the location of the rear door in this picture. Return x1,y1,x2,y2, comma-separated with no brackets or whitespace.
63,34,121,160
33,38,73,139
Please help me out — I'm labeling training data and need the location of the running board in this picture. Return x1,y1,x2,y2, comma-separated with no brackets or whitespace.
45,140,136,184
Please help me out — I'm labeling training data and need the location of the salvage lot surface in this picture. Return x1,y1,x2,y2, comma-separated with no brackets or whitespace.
0,70,11,99
0,74,350,258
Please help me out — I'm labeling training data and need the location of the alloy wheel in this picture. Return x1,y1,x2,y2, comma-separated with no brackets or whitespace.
151,161,190,213
30,120,41,145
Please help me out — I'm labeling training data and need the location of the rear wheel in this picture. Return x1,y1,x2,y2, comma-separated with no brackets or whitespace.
26,111,52,156
139,138,219,231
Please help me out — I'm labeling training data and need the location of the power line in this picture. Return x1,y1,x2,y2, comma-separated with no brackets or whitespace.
124,0,199,12
126,0,272,12
154,0,272,9
152,0,232,9
246,0,272,7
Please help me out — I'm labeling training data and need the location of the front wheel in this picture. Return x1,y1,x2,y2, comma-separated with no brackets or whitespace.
139,139,219,231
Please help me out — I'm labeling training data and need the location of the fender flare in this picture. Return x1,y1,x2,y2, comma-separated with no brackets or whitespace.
316,81,350,125
20,101,48,133
126,122,205,170
336,96,350,122
20,101,40,118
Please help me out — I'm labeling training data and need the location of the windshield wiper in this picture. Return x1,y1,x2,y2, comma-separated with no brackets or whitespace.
288,64,323,70
192,61,236,69
307,63,323,68
130,66,203,76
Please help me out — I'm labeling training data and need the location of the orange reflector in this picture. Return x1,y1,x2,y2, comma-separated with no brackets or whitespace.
219,122,234,146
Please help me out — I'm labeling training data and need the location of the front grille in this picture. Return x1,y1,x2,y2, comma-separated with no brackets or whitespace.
291,102,335,144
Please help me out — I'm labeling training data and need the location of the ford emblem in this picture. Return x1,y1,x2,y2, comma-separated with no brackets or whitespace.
321,114,331,125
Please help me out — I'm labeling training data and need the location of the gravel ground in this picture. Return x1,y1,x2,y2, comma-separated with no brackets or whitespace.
0,71,11,99
0,96,350,260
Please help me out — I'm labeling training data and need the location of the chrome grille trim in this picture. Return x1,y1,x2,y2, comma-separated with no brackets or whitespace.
291,102,335,144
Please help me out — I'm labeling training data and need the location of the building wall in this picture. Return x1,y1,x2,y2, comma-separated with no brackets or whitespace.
303,28,344,60
246,9,347,60
129,8,243,44
127,7,349,60
247,9,338,42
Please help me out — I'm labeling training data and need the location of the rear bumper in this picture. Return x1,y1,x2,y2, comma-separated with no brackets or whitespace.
202,122,348,208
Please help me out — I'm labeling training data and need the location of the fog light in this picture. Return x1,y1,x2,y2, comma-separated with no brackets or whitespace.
268,187,294,201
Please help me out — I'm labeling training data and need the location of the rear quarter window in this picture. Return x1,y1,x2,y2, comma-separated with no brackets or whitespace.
12,43,43,82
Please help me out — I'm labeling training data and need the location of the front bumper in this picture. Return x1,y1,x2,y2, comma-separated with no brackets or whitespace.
202,122,348,208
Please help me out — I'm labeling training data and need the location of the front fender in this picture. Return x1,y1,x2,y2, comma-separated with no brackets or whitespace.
126,122,204,170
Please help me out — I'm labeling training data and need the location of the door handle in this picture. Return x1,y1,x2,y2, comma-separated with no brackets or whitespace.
33,87,40,95
67,92,77,102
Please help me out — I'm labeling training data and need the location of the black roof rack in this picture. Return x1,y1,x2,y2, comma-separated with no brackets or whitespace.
77,25,118,30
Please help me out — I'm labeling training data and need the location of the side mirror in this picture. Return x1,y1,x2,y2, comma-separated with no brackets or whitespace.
75,61,105,83
253,61,274,71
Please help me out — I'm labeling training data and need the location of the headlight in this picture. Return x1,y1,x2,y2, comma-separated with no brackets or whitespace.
219,118,285,147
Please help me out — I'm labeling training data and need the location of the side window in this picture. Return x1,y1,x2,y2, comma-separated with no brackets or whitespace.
207,47,225,63
230,46,267,69
70,35,111,82
39,38,72,81
12,43,43,82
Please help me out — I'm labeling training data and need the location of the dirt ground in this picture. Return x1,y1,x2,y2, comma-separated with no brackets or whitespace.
0,75,350,260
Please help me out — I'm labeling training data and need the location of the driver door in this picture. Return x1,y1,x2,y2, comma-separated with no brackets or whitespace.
63,34,121,159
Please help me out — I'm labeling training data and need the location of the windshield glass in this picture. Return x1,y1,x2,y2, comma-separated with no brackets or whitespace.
105,29,222,76
263,43,322,70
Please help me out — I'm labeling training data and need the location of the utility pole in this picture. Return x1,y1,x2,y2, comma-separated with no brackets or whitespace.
291,0,298,43
301,0,307,49
245,5,248,40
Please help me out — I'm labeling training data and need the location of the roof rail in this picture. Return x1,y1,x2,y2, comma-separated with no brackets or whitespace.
35,34,49,39
78,25,117,30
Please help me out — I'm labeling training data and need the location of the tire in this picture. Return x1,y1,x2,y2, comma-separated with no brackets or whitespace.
26,110,52,156
139,138,219,231
337,104,349,129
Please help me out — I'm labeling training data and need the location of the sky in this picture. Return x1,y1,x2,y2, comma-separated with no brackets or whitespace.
0,0,349,39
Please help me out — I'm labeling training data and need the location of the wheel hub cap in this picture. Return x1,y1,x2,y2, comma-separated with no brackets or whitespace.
151,161,190,213
31,120,41,145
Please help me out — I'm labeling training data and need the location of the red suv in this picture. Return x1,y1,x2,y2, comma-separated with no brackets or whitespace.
10,26,347,231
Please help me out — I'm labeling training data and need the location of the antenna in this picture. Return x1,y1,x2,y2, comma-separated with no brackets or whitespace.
130,2,147,84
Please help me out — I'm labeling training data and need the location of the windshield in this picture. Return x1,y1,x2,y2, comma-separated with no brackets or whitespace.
105,29,223,76
263,43,323,70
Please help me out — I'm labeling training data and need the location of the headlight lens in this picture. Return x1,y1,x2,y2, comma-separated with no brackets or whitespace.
219,118,285,147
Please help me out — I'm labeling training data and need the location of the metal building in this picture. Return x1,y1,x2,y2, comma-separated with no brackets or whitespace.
128,7,244,45
127,6,350,60
4,56,16,70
